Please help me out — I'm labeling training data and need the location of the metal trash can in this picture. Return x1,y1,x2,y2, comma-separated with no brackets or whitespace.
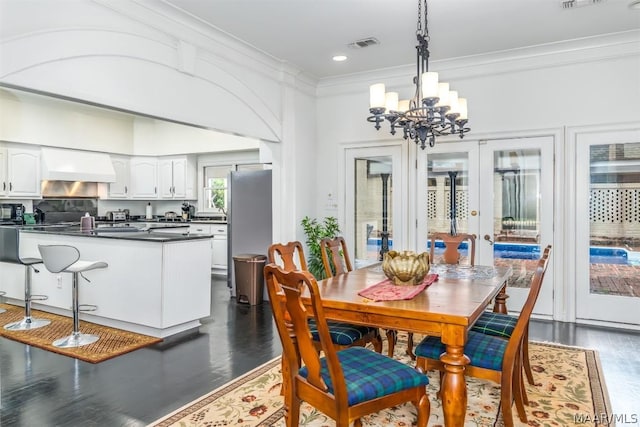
233,254,267,305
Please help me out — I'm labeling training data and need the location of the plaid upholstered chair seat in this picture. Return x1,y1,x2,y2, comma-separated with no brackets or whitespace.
470,312,516,338
308,319,378,346
299,346,429,406
415,331,508,371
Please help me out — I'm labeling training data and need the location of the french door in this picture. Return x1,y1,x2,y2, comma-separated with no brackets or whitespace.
575,127,640,326
417,136,555,316
344,144,408,267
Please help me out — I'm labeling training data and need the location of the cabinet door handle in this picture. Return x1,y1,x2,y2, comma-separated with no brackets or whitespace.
2,182,5,191
125,185,128,194
9,182,12,191
154,186,157,194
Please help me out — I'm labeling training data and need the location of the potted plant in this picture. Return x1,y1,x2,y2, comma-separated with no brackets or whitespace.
301,216,340,280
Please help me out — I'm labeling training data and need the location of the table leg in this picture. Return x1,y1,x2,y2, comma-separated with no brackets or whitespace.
493,284,509,314
440,329,470,427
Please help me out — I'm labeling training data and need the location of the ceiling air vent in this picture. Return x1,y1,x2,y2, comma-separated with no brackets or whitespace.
348,37,380,49
561,0,604,8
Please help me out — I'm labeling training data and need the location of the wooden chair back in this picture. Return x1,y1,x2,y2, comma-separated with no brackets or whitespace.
264,264,350,405
429,232,476,266
320,236,352,277
268,241,307,272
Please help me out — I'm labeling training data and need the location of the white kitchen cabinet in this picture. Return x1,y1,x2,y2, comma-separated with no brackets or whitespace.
108,155,130,198
211,224,228,272
158,156,196,199
7,146,41,197
130,157,158,199
0,146,6,196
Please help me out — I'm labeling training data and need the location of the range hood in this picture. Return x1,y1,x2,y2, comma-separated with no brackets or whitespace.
41,147,116,182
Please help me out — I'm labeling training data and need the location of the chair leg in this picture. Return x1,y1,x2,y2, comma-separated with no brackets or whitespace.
523,329,535,385
286,395,301,427
53,272,99,348
372,329,383,353
500,363,518,427
406,332,416,360
415,393,431,427
513,349,528,421
386,329,396,357
4,265,51,331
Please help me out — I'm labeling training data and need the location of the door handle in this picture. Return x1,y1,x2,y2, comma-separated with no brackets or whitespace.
470,210,478,216
484,234,494,245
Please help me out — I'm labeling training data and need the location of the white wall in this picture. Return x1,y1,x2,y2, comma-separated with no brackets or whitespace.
315,31,640,220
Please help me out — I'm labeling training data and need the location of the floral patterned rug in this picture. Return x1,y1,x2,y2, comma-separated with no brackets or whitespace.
149,336,611,427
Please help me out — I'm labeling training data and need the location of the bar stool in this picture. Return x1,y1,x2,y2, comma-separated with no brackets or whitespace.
38,244,108,348
0,291,5,314
1,227,51,330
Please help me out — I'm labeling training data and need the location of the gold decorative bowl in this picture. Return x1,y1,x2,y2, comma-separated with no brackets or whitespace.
382,250,430,286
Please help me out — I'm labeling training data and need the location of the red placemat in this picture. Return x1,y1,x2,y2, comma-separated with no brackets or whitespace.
357,273,439,302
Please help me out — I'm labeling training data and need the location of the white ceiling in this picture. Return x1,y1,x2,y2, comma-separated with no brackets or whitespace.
163,0,640,80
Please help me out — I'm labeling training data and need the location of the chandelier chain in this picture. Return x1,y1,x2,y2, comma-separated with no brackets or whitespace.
367,0,470,149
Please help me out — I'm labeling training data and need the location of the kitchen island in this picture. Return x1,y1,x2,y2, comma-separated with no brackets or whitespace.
1,224,213,338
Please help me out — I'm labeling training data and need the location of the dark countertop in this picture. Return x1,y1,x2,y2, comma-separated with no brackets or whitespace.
19,223,212,242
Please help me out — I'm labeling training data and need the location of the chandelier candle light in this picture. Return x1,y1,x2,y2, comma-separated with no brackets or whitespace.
367,0,470,149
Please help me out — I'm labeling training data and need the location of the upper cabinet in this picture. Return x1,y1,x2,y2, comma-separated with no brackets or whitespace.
4,146,41,197
0,147,6,196
158,156,196,199
108,155,130,198
130,157,159,199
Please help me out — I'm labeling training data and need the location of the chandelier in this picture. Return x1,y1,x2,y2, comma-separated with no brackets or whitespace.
367,0,470,149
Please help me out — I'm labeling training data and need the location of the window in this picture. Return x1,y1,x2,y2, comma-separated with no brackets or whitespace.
203,165,232,215
202,163,268,214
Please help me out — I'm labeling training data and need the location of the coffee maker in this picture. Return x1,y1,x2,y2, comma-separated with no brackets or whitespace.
181,202,196,220
0,203,25,224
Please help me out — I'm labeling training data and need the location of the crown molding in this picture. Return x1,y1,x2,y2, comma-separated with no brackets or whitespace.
317,30,640,97
91,0,318,90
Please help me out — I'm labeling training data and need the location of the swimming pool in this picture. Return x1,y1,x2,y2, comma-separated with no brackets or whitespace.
366,238,639,265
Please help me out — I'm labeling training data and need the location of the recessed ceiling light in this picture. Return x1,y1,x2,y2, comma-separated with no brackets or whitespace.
332,55,348,62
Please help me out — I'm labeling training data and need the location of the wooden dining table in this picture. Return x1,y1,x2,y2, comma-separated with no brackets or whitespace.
303,262,512,427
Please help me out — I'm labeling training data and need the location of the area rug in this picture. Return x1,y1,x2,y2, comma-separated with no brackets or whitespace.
0,303,162,363
149,335,611,427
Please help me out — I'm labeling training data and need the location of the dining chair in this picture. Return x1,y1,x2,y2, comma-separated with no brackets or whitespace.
470,245,552,388
414,250,551,427
319,237,395,356
429,232,476,266
264,264,430,427
268,241,382,353
319,236,352,277
406,232,477,359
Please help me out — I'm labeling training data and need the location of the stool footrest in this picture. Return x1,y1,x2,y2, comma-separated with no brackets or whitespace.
78,304,98,312
29,294,49,302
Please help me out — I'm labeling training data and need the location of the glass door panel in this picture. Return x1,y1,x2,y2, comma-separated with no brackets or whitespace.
419,137,554,316
345,145,406,268
479,137,554,316
426,152,473,263
576,129,640,325
491,148,542,290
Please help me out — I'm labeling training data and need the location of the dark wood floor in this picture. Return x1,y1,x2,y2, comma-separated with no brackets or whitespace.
1,276,638,426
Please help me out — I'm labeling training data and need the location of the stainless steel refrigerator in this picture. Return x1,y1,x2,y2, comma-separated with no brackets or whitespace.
227,169,273,300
